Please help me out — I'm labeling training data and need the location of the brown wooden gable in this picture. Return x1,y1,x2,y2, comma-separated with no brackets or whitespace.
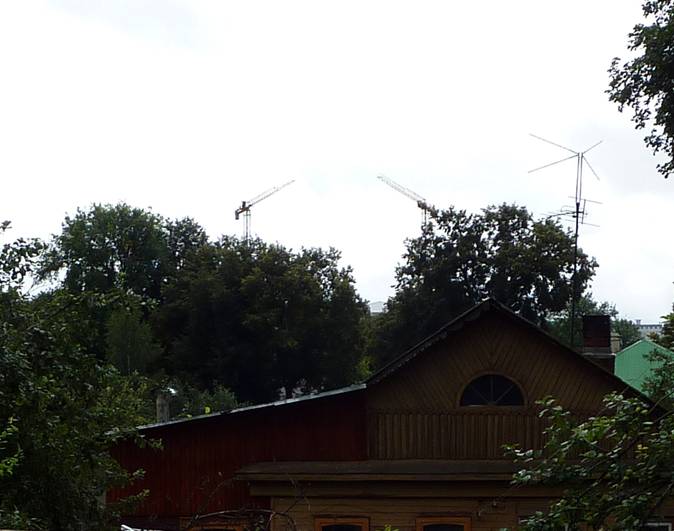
365,299,639,459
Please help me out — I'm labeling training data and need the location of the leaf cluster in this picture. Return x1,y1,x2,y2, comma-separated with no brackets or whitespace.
510,394,674,530
608,0,674,178
0,230,151,529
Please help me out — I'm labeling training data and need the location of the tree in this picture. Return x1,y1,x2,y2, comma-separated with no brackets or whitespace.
155,238,369,403
0,223,150,529
372,204,597,367
613,317,642,349
40,204,209,301
106,304,161,376
40,204,170,299
608,0,674,178
653,303,674,350
509,393,674,530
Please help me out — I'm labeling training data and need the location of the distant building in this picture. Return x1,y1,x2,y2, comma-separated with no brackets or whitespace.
614,338,674,393
368,300,386,314
635,319,663,338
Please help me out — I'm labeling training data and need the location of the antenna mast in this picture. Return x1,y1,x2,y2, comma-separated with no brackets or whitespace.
529,134,602,346
234,179,295,242
376,175,435,224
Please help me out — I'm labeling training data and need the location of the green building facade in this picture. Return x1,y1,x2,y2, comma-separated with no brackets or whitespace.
614,338,674,393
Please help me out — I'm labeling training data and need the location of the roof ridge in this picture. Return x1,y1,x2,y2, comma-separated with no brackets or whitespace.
617,337,672,356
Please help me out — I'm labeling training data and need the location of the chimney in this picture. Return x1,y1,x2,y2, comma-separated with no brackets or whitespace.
156,390,170,424
582,315,615,373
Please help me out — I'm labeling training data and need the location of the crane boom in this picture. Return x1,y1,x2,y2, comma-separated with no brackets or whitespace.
234,179,295,241
235,179,295,219
377,175,432,212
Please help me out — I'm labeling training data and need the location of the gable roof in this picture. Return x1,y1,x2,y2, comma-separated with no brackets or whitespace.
617,338,673,358
366,298,654,406
615,338,674,393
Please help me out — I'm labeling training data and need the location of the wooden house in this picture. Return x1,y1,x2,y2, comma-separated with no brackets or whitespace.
111,299,672,531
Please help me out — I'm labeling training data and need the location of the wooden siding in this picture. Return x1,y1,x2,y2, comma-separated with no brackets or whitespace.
110,390,367,519
368,409,548,459
366,313,625,459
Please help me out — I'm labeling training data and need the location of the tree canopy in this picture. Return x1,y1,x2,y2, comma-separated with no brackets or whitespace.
371,204,597,367
39,204,370,405
156,237,368,403
0,223,149,530
609,0,674,178
39,204,206,301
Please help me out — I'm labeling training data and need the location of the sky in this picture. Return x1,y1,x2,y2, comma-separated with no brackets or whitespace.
1,1,672,323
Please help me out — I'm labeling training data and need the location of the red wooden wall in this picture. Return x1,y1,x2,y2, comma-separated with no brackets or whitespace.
110,389,367,520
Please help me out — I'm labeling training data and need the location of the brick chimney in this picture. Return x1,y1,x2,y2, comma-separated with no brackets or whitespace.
582,315,615,373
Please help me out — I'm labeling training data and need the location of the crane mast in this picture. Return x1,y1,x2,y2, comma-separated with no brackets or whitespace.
234,179,295,242
377,175,434,223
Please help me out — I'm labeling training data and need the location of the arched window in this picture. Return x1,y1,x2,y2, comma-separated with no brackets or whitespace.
460,374,524,406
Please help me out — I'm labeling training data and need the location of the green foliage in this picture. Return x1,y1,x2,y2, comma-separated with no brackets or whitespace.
0,224,151,530
642,346,674,407
510,393,674,530
608,0,674,178
156,238,368,403
372,204,597,366
613,317,642,349
170,382,242,418
0,418,21,479
40,204,207,301
0,221,45,291
654,303,674,350
106,304,161,376
40,203,169,298
39,204,368,405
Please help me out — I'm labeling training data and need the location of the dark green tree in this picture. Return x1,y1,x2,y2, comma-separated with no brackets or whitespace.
653,303,674,350
40,204,208,301
40,204,170,299
613,317,642,349
0,223,150,530
608,0,674,178
156,238,368,403
106,304,161,376
372,204,597,366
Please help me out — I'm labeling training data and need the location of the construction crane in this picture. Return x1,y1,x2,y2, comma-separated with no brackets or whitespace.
377,175,435,224
234,179,295,242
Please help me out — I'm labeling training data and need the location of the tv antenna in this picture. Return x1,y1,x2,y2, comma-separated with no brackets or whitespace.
529,133,602,346
377,175,435,224
234,179,295,242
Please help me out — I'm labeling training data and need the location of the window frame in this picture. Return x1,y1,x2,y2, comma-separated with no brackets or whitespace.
458,373,526,408
415,516,472,531
314,516,370,531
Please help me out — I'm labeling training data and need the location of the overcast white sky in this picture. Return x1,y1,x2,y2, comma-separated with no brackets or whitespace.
1,1,673,322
